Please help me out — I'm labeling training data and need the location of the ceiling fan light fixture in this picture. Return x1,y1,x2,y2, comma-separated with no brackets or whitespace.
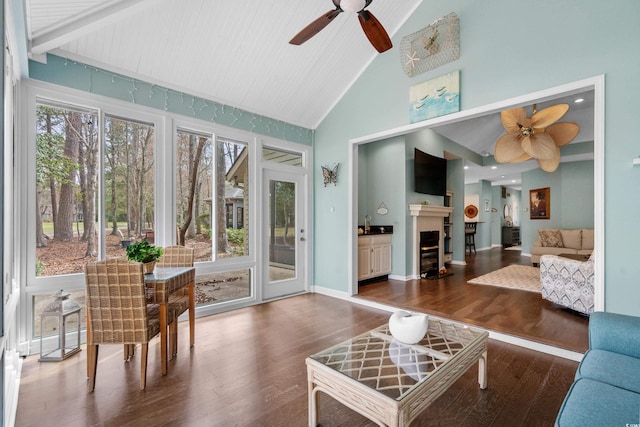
494,103,579,173
341,0,367,13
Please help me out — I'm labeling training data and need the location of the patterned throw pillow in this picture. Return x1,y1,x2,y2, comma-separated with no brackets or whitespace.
539,230,564,247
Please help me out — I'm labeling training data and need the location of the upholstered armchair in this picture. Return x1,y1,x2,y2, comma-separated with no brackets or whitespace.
539,254,594,315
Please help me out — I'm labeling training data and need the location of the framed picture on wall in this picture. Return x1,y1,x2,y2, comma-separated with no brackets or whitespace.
530,187,550,219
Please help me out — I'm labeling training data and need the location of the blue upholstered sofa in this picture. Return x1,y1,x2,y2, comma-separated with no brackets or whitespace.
555,312,640,426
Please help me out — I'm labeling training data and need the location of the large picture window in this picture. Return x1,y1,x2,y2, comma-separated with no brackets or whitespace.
104,115,156,249
175,131,249,263
34,103,156,277
34,102,99,277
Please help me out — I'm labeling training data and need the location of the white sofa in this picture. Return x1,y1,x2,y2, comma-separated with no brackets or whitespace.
530,228,593,266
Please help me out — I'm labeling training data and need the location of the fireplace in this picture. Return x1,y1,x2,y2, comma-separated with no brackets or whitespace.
409,204,453,279
420,231,439,279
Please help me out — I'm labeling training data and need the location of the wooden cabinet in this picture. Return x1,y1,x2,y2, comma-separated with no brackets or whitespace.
358,234,392,281
502,226,520,247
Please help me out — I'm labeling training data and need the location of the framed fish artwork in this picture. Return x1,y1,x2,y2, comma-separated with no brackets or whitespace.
409,70,460,123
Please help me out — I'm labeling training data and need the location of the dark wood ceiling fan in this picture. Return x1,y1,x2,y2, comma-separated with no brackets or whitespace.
289,0,393,53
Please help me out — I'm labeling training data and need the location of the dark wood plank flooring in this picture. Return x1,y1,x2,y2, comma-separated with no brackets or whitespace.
16,293,578,426
357,247,589,353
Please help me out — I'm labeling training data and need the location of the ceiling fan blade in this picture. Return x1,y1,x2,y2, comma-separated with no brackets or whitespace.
546,122,580,147
358,10,392,53
494,133,525,163
289,8,342,45
536,148,561,172
531,104,569,128
500,108,528,134
521,133,558,160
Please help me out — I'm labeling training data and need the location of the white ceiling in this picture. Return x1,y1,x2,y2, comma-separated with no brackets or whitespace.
26,0,422,130
23,0,594,189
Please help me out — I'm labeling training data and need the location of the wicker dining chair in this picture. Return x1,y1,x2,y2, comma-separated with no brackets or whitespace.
156,245,195,358
85,258,173,391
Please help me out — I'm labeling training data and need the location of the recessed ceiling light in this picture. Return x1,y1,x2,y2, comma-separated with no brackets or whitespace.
491,166,497,170
511,179,516,183
574,98,584,103
464,166,469,170
500,175,505,178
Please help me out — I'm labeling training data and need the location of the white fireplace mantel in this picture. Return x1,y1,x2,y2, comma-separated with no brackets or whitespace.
409,204,453,218
409,205,453,278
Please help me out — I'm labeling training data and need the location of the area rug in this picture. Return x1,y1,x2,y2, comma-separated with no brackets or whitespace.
504,245,521,251
467,264,540,293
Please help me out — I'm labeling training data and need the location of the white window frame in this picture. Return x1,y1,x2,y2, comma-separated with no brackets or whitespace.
17,79,312,351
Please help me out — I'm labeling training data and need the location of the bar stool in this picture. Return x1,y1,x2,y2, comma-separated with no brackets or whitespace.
465,222,477,254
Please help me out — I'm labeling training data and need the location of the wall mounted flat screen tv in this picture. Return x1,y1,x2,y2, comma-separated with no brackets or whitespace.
414,148,447,196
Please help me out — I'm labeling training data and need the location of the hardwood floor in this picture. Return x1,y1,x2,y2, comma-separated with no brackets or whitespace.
16,292,578,426
357,247,589,353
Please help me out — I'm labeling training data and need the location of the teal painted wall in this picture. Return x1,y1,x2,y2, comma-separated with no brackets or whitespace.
358,137,407,276
491,186,503,245
521,160,594,253
446,159,465,262
356,130,469,277
29,54,313,145
463,180,493,251
314,0,640,315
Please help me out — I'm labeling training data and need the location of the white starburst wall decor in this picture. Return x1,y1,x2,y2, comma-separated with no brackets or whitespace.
400,12,460,77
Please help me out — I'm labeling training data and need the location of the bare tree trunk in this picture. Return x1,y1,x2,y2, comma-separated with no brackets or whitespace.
83,119,98,257
55,112,80,242
179,137,206,246
35,188,47,247
125,124,131,238
187,135,196,238
109,156,118,235
78,142,89,241
195,181,201,234
48,178,58,227
138,129,146,237
216,142,228,254
45,112,59,229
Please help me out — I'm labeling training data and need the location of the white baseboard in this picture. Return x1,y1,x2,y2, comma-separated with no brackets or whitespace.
311,285,353,301
388,274,411,281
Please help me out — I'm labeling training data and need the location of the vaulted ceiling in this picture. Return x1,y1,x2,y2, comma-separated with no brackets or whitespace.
23,0,594,189
25,0,422,129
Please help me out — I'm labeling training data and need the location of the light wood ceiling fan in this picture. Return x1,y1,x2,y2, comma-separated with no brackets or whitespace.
494,104,580,172
289,0,392,53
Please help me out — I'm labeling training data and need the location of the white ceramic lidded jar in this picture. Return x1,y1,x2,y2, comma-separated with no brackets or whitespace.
388,310,429,344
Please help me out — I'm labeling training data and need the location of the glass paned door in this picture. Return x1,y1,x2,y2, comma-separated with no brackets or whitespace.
263,170,306,299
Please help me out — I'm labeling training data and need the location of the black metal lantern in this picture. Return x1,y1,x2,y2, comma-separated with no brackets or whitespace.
39,290,82,362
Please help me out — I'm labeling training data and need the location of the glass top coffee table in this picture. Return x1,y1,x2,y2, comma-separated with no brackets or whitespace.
306,318,488,426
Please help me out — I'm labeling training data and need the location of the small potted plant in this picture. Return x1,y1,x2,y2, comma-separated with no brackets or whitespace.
125,240,163,274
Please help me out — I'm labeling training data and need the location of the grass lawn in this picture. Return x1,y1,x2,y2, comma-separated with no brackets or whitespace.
41,221,130,235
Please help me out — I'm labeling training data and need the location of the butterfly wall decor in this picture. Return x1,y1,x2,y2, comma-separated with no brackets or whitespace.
321,163,339,187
